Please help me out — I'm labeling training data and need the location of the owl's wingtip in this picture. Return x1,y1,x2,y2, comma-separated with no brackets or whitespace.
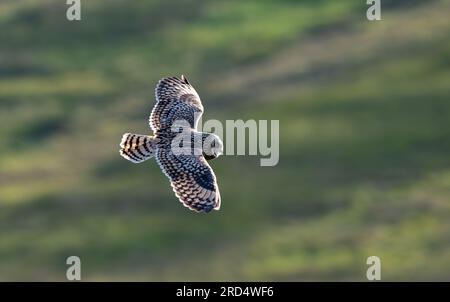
180,74,190,85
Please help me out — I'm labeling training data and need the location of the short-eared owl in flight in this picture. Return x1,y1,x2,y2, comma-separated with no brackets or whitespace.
119,75,223,213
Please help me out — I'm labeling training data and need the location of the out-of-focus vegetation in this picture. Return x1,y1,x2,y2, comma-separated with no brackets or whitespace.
0,0,449,281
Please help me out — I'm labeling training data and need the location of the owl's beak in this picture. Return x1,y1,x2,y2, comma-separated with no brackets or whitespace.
213,147,222,158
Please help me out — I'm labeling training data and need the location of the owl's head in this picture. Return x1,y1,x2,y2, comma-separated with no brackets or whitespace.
202,133,223,160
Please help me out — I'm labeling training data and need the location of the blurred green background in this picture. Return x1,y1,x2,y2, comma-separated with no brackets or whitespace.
0,0,449,281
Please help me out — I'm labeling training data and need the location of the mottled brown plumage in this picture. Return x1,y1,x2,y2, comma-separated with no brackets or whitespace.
120,75,222,213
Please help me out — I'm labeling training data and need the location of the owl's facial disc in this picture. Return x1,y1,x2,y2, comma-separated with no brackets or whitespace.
212,136,223,157
204,134,223,158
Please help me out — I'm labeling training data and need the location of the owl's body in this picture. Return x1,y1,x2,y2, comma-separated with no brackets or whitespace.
119,75,223,213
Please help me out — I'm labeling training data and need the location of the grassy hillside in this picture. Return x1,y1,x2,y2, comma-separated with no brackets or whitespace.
0,0,449,280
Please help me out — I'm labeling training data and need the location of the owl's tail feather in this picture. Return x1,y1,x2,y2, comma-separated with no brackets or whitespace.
120,133,156,163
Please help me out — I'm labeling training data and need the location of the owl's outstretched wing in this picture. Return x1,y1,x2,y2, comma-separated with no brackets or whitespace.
150,75,204,132
155,146,221,213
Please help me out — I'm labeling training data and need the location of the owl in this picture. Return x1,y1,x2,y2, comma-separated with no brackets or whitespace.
119,75,223,213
